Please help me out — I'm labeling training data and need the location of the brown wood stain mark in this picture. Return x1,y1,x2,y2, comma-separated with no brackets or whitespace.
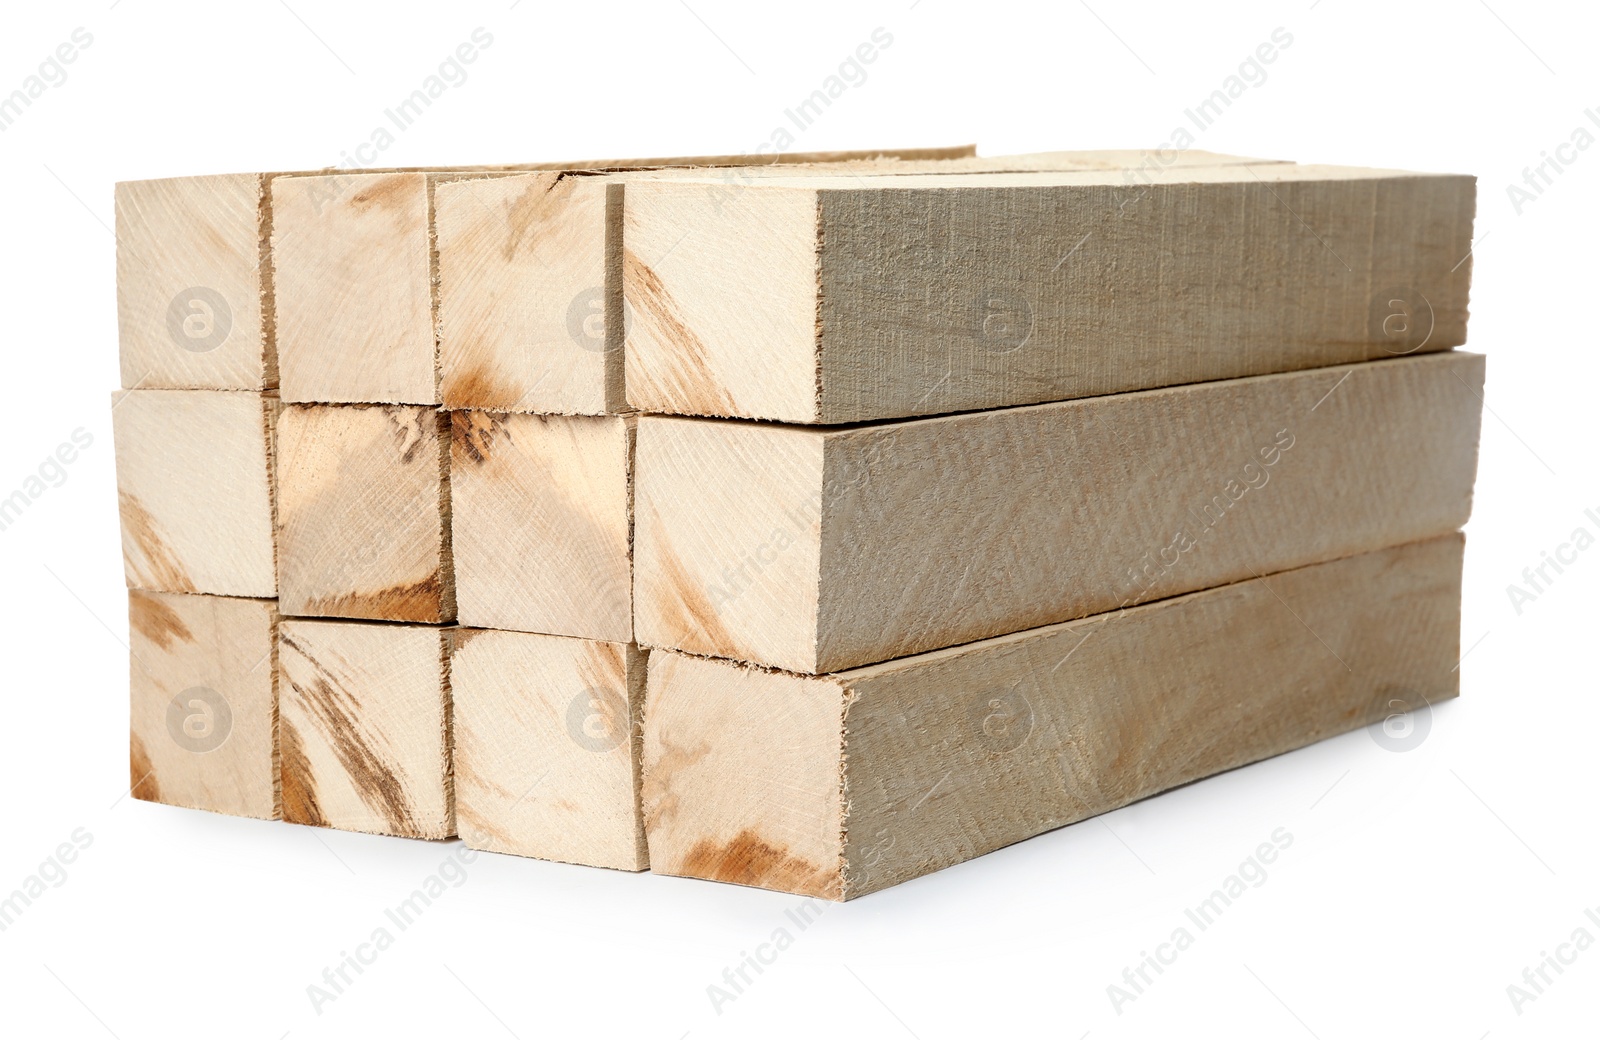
578,639,628,697
279,716,326,827
383,405,431,465
127,589,193,651
455,803,515,849
678,828,840,899
350,173,416,213
502,174,570,263
129,732,161,803
651,539,737,656
281,633,419,835
117,491,197,593
443,364,522,412
639,732,712,832
302,575,444,623
448,626,487,655
622,247,739,416
449,409,504,467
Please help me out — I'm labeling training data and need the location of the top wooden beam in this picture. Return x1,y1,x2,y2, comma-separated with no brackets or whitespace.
116,173,275,391
623,162,1477,423
434,150,1277,414
267,147,975,405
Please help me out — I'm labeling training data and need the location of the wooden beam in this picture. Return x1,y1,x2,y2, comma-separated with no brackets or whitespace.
623,163,1476,423
642,534,1464,900
272,148,976,406
435,150,1279,415
112,389,277,597
271,170,446,404
277,619,454,839
275,404,453,623
116,174,275,391
128,590,279,820
452,629,647,871
635,352,1484,674
450,411,633,642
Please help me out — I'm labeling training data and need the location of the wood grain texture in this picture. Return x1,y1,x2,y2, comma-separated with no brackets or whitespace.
636,352,1484,673
435,151,1275,416
275,404,453,623
437,172,615,414
272,172,440,404
277,619,454,839
624,163,1476,422
643,535,1464,899
128,590,279,820
450,411,632,641
452,629,647,871
115,173,273,391
274,149,974,408
112,389,277,597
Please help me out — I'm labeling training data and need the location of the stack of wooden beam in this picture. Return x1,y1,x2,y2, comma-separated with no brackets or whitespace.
114,146,1482,899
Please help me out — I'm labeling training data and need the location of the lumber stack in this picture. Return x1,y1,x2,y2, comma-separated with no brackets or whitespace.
114,146,1482,899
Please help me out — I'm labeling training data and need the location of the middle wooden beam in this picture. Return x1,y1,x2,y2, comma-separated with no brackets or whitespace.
634,352,1484,674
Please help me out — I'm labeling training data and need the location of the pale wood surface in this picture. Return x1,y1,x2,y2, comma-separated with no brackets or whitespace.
643,535,1464,899
451,411,633,642
277,619,454,839
128,590,279,820
113,389,277,597
275,404,453,623
437,173,613,413
275,148,974,407
272,172,440,404
435,150,1277,416
635,352,1485,673
452,629,647,871
116,173,273,391
624,163,1476,422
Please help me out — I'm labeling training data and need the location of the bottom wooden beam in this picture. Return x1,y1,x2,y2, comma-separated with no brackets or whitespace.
277,619,454,839
128,590,279,819
452,629,647,871
641,535,1464,900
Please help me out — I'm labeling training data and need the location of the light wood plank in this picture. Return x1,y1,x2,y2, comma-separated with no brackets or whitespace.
272,171,441,404
273,148,975,406
642,535,1464,899
128,590,279,820
450,412,632,642
635,352,1484,673
116,173,274,391
277,619,453,839
453,629,647,871
624,163,1476,422
112,389,277,597
436,150,1275,415
275,404,452,623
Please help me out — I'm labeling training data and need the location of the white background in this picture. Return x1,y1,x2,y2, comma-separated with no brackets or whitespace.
0,0,1594,1037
